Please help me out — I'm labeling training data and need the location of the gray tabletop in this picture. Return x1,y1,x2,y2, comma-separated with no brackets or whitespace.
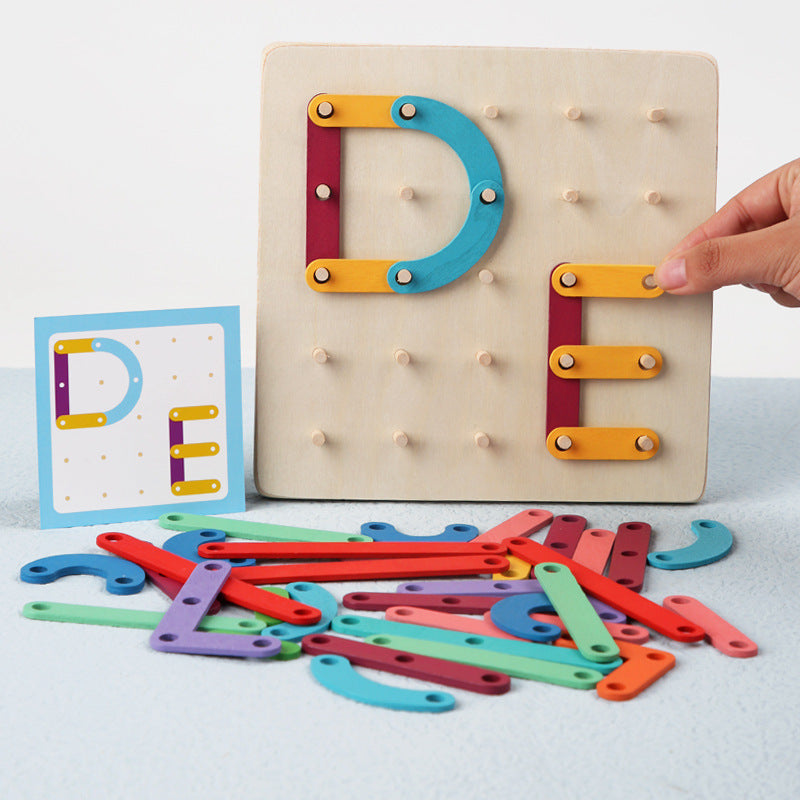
2,369,798,800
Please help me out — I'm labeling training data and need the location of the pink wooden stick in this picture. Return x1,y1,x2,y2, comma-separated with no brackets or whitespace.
572,528,615,573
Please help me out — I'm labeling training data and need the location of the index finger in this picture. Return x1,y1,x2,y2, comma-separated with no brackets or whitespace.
665,160,798,258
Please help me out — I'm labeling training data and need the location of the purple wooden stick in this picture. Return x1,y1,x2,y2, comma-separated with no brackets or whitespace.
54,353,70,418
168,418,185,485
150,561,281,657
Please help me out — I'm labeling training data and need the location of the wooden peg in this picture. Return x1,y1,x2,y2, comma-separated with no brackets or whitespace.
395,269,413,285
483,105,499,119
313,266,330,284
559,271,578,288
635,435,655,452
399,103,417,120
564,106,582,120
316,101,334,119
394,349,411,366
312,347,329,364
398,186,414,201
638,353,657,370
641,273,657,290
476,350,493,367
555,435,573,451
480,188,497,204
558,353,575,370
561,189,580,203
474,432,491,448
478,269,494,284
393,431,409,448
311,430,327,447
647,107,665,122
315,183,332,200
644,190,662,205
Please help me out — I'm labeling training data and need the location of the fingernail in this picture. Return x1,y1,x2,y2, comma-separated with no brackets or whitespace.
654,258,687,290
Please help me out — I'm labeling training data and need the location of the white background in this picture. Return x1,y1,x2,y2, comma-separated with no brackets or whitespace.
2,0,799,375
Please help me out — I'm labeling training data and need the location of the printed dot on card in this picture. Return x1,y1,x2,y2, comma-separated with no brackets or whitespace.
208,336,213,341
137,415,142,420
137,452,143,457
65,496,70,501
64,458,69,463
172,375,177,380
101,455,106,460
99,380,104,385
102,492,107,498
171,338,176,343
209,372,214,378
134,340,140,345
139,489,144,495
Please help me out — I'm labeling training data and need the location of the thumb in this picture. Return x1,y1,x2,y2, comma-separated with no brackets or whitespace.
654,219,800,299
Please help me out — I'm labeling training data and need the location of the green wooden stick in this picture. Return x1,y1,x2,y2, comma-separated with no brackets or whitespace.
534,562,620,663
365,633,602,689
158,512,371,543
22,601,301,660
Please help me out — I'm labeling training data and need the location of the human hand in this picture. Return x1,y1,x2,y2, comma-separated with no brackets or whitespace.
654,159,800,307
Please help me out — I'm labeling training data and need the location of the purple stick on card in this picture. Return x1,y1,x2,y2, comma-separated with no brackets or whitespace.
168,418,185,485
150,560,281,657
54,353,70,418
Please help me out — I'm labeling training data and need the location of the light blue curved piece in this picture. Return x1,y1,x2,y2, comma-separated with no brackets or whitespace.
331,614,621,675
91,338,143,424
387,95,504,293
260,582,337,641
359,521,478,543
310,654,455,712
20,553,146,595
162,529,256,567
647,519,733,570
489,592,563,642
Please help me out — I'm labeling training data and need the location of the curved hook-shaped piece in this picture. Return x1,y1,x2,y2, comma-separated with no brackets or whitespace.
488,592,563,642
162,529,256,568
387,96,503,293
259,582,337,641
647,520,733,570
306,94,504,294
360,522,478,543
310,654,456,712
20,553,145,595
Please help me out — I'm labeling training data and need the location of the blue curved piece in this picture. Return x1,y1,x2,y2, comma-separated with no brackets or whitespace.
20,554,145,595
162,529,256,567
260,582,337,641
330,614,622,675
359,522,478,543
647,519,733,570
310,654,455,712
91,338,143,424
488,592,563,642
388,95,504,293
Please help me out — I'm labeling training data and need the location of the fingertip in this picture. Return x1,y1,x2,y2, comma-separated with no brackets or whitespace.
654,258,688,291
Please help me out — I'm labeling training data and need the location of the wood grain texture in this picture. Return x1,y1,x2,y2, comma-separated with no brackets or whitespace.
255,44,717,501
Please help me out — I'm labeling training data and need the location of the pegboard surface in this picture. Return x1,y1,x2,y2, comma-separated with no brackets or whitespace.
256,44,717,501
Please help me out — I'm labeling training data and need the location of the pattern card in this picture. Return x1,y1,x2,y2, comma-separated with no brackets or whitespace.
35,307,245,528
